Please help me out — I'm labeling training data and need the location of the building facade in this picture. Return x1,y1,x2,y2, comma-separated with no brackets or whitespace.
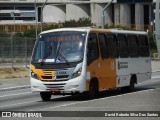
0,0,156,32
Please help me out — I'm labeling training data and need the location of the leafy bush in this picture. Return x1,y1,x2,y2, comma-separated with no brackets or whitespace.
13,32,24,37
45,24,59,30
59,17,93,28
148,32,157,53
24,29,37,38
104,24,132,30
0,32,11,37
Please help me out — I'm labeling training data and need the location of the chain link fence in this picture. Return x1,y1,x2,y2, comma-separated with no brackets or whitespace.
0,37,35,67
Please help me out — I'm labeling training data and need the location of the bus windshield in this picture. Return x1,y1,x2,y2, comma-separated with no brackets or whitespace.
32,31,86,64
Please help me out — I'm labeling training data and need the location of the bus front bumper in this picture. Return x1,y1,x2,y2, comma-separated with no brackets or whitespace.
30,76,86,94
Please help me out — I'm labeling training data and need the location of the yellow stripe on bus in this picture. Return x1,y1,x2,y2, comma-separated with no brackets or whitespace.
30,64,55,81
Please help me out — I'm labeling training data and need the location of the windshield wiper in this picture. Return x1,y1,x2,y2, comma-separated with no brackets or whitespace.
58,50,70,65
40,45,52,66
55,41,70,65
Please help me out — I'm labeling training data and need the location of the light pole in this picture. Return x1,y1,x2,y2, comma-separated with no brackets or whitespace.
101,0,114,29
41,0,48,32
155,0,160,58
34,0,38,38
14,0,15,33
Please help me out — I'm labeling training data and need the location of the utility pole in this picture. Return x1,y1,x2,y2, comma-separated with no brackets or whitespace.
41,0,48,32
101,0,114,29
155,0,160,57
34,0,38,38
14,0,15,33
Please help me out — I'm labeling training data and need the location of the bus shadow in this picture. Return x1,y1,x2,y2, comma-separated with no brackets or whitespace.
40,86,156,102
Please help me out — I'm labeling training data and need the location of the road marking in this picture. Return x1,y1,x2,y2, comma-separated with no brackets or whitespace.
138,79,160,85
152,70,160,73
152,77,160,79
0,92,31,98
31,88,158,111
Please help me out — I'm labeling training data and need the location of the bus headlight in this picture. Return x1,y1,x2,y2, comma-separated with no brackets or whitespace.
31,71,39,80
71,68,82,79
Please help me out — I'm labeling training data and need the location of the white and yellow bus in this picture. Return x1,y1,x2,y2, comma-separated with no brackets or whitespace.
30,28,151,101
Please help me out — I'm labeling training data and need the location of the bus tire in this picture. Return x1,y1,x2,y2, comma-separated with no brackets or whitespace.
129,76,136,92
88,79,99,99
40,92,52,101
121,75,136,92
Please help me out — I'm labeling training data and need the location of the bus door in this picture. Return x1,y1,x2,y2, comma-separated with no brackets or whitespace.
86,32,100,90
98,33,117,89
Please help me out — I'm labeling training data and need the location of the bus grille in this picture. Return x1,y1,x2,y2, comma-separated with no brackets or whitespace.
41,69,69,81
41,76,52,79
41,75,69,81
42,70,53,76
44,83,66,90
57,75,69,79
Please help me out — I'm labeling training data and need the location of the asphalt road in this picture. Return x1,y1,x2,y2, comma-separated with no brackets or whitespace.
0,72,160,120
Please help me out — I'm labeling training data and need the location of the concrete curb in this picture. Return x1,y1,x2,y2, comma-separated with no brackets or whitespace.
0,85,30,92
152,70,160,73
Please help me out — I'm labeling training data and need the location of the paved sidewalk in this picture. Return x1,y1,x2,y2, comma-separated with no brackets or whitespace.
151,61,160,72
0,61,160,91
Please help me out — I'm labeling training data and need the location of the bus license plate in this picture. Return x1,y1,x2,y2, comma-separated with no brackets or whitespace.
49,88,60,91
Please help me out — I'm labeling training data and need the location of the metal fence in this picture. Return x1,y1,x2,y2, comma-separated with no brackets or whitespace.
0,37,35,67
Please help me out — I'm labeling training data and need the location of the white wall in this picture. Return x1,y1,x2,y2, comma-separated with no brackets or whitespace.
91,3,112,26
120,4,131,26
135,3,144,30
114,3,120,25
66,4,90,21
43,5,66,23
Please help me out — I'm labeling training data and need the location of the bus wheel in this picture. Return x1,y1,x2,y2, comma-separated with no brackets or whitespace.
121,77,136,93
88,80,99,99
40,92,52,101
129,78,135,92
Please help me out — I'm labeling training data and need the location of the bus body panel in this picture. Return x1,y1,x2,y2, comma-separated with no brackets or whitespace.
116,57,151,87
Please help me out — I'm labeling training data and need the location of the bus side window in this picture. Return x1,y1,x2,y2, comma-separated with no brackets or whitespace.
128,35,139,58
117,34,129,58
106,34,118,58
138,35,150,57
99,33,109,58
87,33,99,65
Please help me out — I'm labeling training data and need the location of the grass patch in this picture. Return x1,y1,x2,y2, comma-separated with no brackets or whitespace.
0,66,29,78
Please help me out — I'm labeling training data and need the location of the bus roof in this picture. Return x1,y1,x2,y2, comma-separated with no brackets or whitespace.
90,28,147,35
40,27,91,35
40,27,147,35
